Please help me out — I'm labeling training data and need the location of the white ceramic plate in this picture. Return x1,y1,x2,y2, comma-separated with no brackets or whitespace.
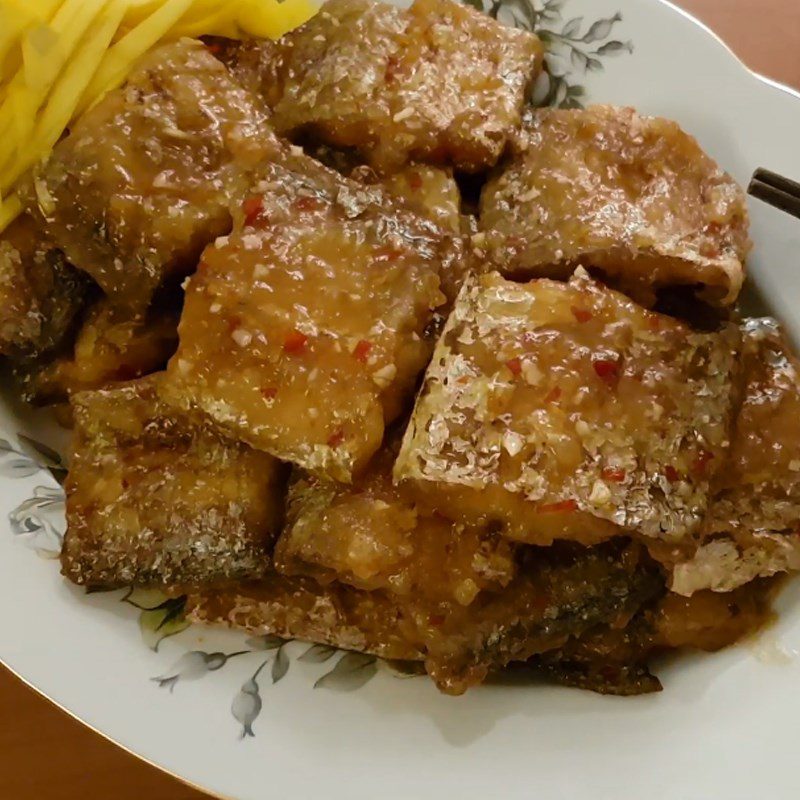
3,1,800,798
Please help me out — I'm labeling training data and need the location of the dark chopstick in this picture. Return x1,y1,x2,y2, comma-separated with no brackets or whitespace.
748,168,800,220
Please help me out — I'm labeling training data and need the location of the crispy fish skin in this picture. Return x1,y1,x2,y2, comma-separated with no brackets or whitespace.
62,376,284,589
532,579,774,695
15,299,179,404
27,39,281,312
479,106,750,307
670,319,800,595
189,539,662,694
270,0,542,172
0,214,89,359
160,154,454,482
394,268,739,546
274,438,516,603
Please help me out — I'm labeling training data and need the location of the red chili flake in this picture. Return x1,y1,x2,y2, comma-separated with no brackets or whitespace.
261,387,277,400
283,330,308,354
407,171,423,190
374,244,404,262
226,315,242,333
294,196,321,212
385,55,399,83
544,386,562,403
538,499,578,514
205,42,222,55
327,429,345,448
506,357,522,376
691,449,714,475
242,197,263,226
665,465,680,482
571,306,592,323
593,358,620,383
428,614,445,627
353,339,372,362
601,467,626,483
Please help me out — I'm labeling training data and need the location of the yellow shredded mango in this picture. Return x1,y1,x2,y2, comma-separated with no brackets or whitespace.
0,0,319,233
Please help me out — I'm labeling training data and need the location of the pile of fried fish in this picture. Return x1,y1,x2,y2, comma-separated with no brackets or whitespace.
2,0,797,695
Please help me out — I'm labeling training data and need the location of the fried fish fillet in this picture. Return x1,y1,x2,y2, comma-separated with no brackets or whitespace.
274,437,516,602
189,538,662,694
394,268,739,547
16,298,179,404
479,106,750,307
533,580,774,695
269,0,542,172
160,153,455,481
0,213,89,359
27,39,281,312
670,319,800,595
62,377,284,589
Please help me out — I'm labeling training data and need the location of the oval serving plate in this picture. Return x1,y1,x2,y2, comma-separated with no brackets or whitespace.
2,2,800,799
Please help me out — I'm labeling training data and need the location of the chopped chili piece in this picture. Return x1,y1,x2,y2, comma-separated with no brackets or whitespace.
294,196,321,212
327,429,345,448
593,358,620,383
571,306,592,323
601,467,626,483
691,449,714,474
226,315,242,333
261,387,277,400
506,357,522,376
544,386,562,403
283,330,308,354
665,465,680,482
538,499,577,513
205,42,222,55
407,171,423,190
428,614,445,627
242,197,263,226
353,339,372,362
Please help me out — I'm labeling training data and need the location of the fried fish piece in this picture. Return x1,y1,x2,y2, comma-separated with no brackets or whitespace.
62,376,284,589
27,39,281,312
161,156,451,481
16,298,179,404
0,214,89,359
189,538,662,694
670,319,800,595
532,580,774,695
479,106,750,307
274,438,516,602
270,0,542,172
394,269,739,546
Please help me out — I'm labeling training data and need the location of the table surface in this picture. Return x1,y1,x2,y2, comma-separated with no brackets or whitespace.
2,2,800,799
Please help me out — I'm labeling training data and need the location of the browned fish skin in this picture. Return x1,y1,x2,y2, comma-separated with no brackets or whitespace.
62,376,284,589
479,106,750,307
0,214,89,358
670,319,800,595
270,0,542,173
160,153,452,482
27,39,281,312
274,437,516,602
394,269,739,546
189,539,661,694
15,298,179,404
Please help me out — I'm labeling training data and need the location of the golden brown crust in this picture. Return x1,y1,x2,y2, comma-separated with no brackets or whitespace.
62,376,284,589
27,39,282,312
270,0,543,172
479,106,750,307
394,269,739,545
160,151,455,482
670,319,800,594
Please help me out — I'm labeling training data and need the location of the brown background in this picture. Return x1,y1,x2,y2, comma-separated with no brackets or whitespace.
2,2,799,799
